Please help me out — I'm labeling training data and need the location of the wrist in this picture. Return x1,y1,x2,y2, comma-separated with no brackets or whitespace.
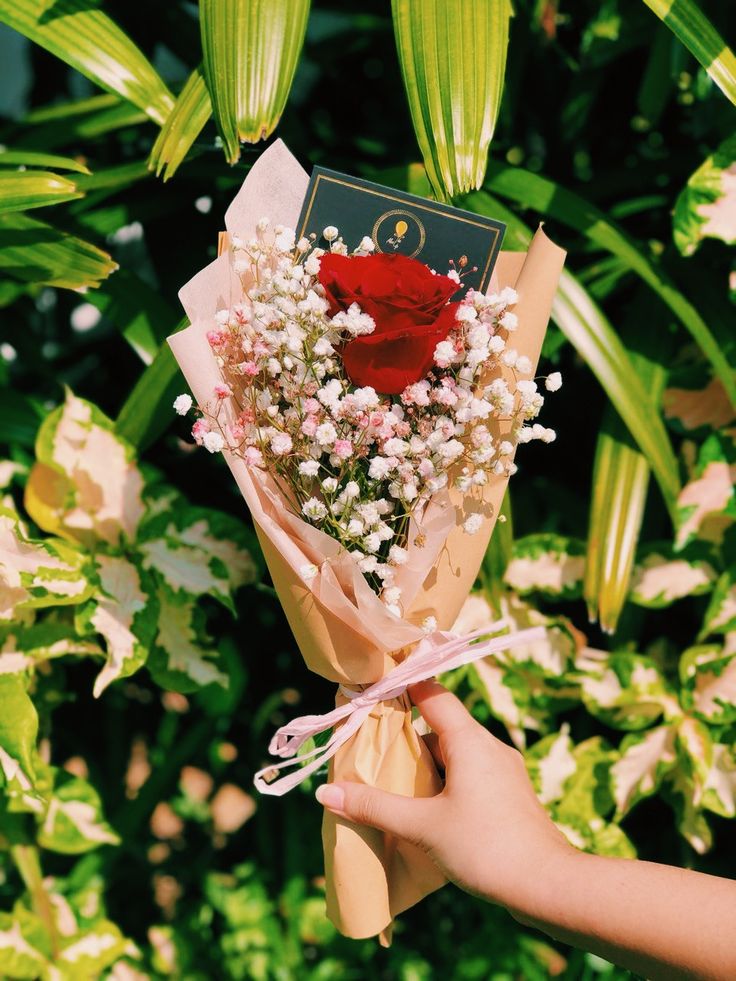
508,840,587,928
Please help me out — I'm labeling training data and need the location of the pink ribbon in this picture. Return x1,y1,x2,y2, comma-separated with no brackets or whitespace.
253,623,545,796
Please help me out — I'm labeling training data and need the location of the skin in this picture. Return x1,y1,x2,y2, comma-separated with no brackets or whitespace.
316,680,736,980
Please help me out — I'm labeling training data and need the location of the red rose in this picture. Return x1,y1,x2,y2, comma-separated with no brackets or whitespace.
317,252,460,394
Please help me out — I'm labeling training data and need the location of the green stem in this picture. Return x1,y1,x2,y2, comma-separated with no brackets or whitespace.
11,844,60,959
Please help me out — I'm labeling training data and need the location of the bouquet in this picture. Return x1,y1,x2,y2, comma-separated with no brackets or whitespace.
169,140,565,942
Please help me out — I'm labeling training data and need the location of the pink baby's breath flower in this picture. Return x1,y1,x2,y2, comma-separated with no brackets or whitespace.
244,446,264,467
207,329,226,348
191,419,209,445
214,383,232,399
303,398,320,413
333,439,354,460
301,414,318,437
241,361,259,377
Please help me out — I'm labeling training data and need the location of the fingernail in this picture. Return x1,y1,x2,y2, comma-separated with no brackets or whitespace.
316,784,345,811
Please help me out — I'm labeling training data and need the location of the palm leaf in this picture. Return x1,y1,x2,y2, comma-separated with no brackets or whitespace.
0,149,90,174
0,171,83,214
584,302,670,633
0,0,174,124
200,0,311,164
642,0,736,105
149,67,212,181
392,0,512,201
0,212,117,289
465,190,681,513
483,163,736,406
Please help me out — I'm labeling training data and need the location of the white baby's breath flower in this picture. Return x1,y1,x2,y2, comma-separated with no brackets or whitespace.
388,545,408,566
302,498,328,522
358,235,375,252
515,355,532,375
545,372,563,392
173,394,192,415
422,616,438,633
300,563,318,581
203,431,224,453
298,460,320,477
322,225,339,242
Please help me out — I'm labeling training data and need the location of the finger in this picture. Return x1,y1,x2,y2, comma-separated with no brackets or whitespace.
316,781,433,843
422,731,445,771
407,679,474,739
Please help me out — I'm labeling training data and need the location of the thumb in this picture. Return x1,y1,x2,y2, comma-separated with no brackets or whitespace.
316,781,432,844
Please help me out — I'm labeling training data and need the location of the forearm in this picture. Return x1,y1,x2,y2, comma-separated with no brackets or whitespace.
513,850,736,981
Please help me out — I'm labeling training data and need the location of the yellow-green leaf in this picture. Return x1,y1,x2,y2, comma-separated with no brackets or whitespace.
0,170,83,214
0,0,174,124
149,67,212,181
392,0,511,200
200,0,310,164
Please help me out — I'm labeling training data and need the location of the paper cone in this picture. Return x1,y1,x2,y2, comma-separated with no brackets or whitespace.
169,139,565,941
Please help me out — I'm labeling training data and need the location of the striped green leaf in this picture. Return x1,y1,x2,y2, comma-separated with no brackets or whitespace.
149,67,212,181
0,0,174,124
200,0,310,164
392,0,512,201
116,330,187,451
642,0,736,105
585,303,670,633
21,95,148,151
0,149,90,174
0,212,117,289
0,170,83,214
484,163,736,406
465,190,681,513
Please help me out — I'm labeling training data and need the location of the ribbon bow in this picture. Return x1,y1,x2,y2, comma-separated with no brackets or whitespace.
253,623,545,796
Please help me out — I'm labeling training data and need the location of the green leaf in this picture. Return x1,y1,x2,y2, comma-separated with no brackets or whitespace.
483,163,736,405
0,908,49,978
149,66,213,181
504,534,586,600
0,0,174,124
0,212,117,290
392,0,511,201
0,622,102,678
20,94,148,151
464,191,681,512
200,0,311,164
673,133,736,256
85,271,180,366
0,170,83,214
0,676,38,788
0,148,91,174
115,334,186,451
642,0,736,105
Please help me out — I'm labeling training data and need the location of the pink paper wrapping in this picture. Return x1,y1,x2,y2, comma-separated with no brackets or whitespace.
169,140,565,942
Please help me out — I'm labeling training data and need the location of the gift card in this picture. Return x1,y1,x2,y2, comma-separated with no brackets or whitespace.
296,167,506,293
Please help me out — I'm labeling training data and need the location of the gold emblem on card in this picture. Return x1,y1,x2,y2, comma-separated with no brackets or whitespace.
372,209,426,257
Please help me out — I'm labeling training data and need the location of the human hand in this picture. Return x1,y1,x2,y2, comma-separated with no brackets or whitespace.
315,679,574,918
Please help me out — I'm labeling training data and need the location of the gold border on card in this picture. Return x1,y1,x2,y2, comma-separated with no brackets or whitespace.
297,173,502,289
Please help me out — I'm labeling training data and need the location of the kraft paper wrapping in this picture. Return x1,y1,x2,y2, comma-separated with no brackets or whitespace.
169,140,565,942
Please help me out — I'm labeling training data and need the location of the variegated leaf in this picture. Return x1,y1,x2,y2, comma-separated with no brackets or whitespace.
136,505,260,610
629,544,718,608
680,643,736,725
553,736,616,824
0,509,90,620
700,566,736,637
0,623,102,678
504,534,586,600
701,742,736,819
56,919,128,976
673,133,736,256
77,555,158,697
675,432,736,549
525,725,577,805
610,725,677,817
25,391,144,548
580,650,678,731
38,771,119,854
147,592,227,693
0,676,47,815
468,658,528,750
0,908,49,978
664,375,736,433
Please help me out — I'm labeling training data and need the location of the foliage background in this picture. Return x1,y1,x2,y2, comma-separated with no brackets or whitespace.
0,0,734,978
